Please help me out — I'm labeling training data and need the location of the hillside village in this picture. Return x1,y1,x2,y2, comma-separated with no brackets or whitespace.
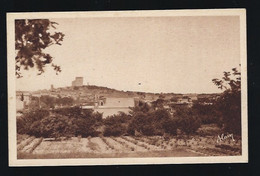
16,77,220,118
16,76,241,159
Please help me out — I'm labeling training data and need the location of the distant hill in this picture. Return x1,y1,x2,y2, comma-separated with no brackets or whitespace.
29,85,220,104
32,85,159,101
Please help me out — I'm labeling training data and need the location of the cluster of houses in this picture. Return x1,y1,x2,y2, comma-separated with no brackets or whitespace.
16,77,219,118
16,93,202,119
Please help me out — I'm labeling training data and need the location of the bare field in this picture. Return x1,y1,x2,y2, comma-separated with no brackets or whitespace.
17,135,242,159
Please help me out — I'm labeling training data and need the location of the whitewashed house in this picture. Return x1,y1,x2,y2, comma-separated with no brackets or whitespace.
82,97,135,118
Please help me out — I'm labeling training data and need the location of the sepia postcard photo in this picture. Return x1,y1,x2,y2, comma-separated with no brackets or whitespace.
7,9,248,166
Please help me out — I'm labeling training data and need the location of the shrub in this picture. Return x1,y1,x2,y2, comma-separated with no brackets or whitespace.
151,108,171,122
27,120,42,137
162,118,178,135
17,109,50,135
23,109,49,122
126,122,136,136
216,91,241,135
192,103,221,124
178,116,201,135
17,107,103,138
127,112,151,135
141,124,157,136
103,112,130,126
127,108,173,136
196,124,222,136
73,117,100,137
17,118,28,134
151,108,172,135
104,124,127,137
174,107,201,135
212,68,241,135
102,113,131,136
91,112,103,122
38,114,75,138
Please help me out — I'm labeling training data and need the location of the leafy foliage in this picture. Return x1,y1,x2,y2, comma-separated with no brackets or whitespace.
175,107,201,135
151,98,165,109
73,117,100,137
17,97,221,138
127,112,154,136
39,95,56,109
37,115,75,138
162,118,178,135
192,102,221,124
15,19,64,78
103,112,131,125
103,112,130,137
127,106,177,136
17,107,101,138
212,67,241,135
17,109,50,134
212,68,241,92
104,123,127,137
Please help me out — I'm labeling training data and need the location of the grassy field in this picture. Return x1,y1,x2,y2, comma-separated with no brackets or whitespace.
17,134,242,159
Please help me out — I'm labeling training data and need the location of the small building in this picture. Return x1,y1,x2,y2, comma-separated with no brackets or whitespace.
72,77,83,87
177,96,191,104
82,97,135,118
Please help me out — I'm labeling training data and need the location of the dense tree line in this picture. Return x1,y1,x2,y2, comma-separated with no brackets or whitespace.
17,103,202,138
17,107,102,138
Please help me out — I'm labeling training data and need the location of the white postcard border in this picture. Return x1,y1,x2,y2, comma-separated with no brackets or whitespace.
7,9,248,166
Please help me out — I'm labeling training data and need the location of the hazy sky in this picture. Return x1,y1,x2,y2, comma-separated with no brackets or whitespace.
16,16,240,93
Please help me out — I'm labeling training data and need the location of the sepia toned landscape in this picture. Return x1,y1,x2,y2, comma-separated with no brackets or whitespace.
16,75,242,159
9,10,246,163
